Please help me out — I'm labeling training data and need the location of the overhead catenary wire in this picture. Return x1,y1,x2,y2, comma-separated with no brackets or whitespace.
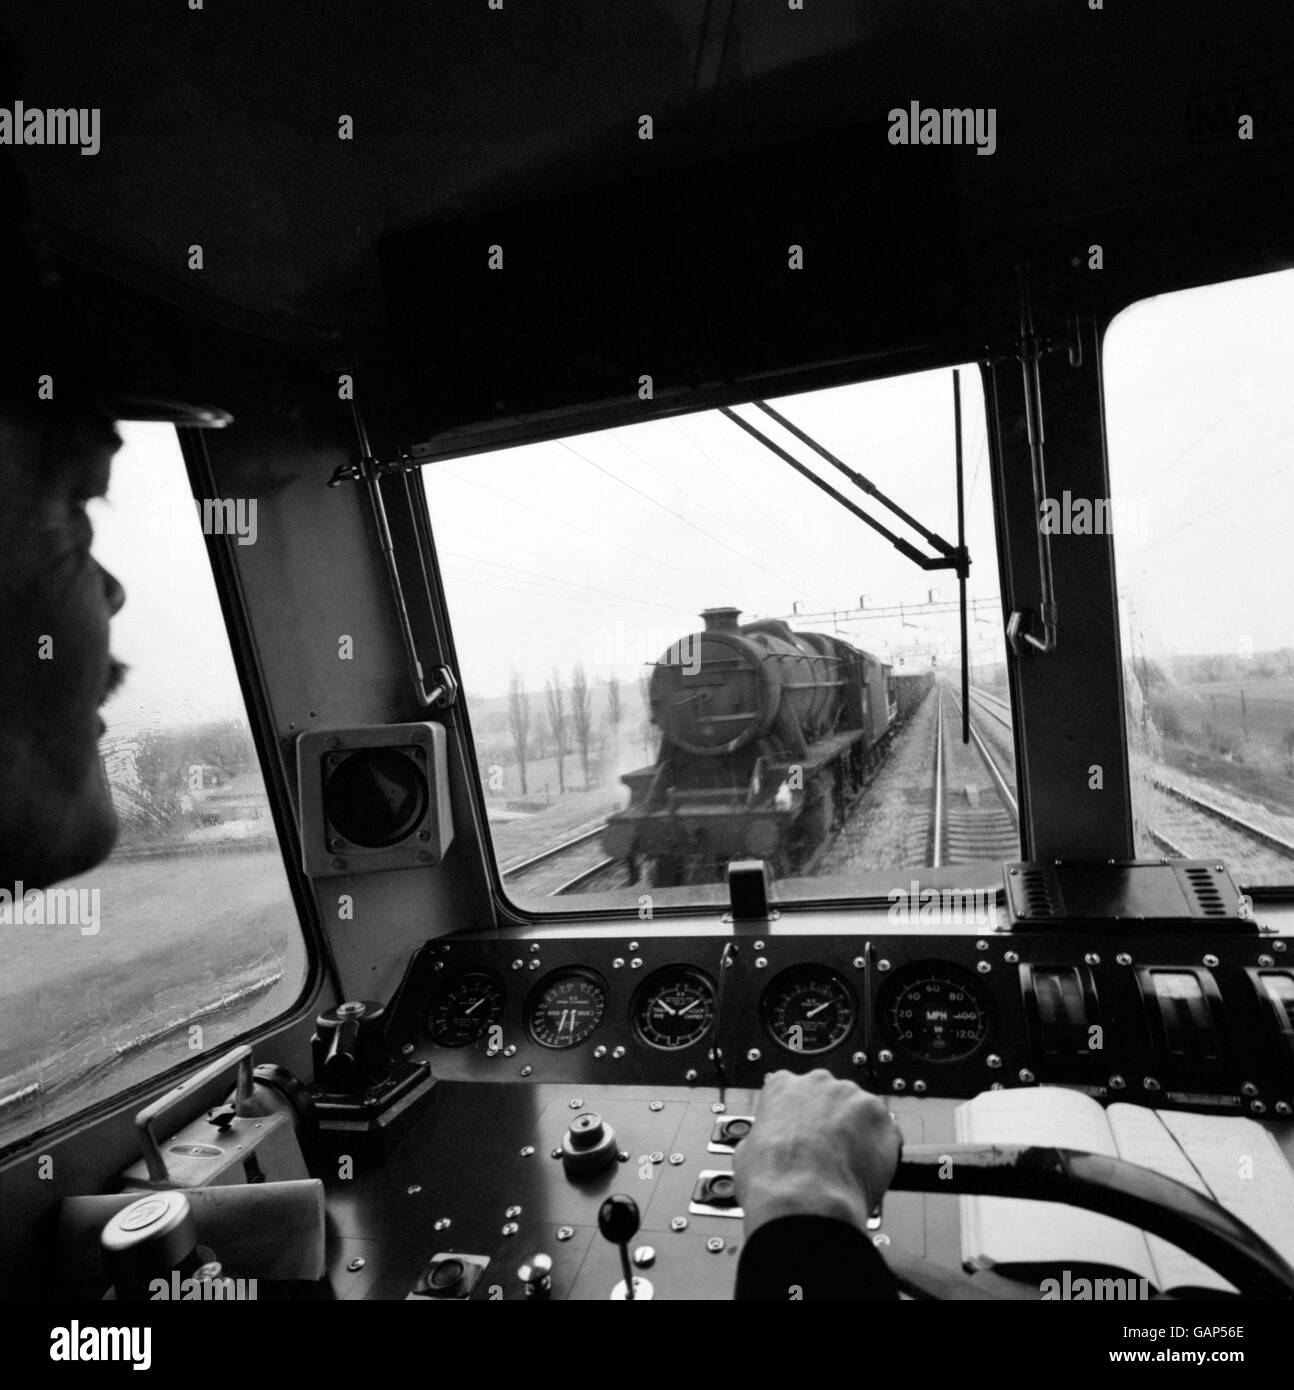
610,429,834,609
429,465,713,589
439,551,697,614
668,418,862,602
559,438,837,598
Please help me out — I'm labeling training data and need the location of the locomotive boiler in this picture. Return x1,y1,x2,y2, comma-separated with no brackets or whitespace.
604,608,929,884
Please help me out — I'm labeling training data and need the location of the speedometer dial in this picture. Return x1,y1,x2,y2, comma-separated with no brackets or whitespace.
879,963,991,1062
426,971,504,1047
761,967,856,1055
632,967,715,1050
527,969,607,1049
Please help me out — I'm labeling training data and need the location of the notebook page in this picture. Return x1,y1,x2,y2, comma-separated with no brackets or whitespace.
1105,1103,1235,1295
1156,1110,1294,1270
955,1088,1154,1282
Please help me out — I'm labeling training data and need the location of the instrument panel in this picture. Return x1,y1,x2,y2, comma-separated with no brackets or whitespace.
389,926,1294,1115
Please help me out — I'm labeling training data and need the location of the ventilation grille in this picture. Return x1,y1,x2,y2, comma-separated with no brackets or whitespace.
1182,865,1230,917
1016,867,1061,918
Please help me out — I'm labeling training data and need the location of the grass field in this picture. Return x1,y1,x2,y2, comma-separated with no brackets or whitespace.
1146,677,1294,818
1,849,305,1148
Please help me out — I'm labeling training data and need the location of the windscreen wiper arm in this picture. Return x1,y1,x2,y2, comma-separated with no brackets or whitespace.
719,405,967,577
723,379,976,743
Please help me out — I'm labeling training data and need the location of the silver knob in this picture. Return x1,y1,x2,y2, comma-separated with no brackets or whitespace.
518,1252,553,1299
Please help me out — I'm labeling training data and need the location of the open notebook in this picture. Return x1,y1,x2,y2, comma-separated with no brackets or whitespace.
955,1088,1294,1296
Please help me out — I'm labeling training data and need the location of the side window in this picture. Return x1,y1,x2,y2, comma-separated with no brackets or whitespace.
1106,270,1294,888
0,424,306,1149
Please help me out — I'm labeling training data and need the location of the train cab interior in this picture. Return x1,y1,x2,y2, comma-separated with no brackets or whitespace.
4,0,1294,1325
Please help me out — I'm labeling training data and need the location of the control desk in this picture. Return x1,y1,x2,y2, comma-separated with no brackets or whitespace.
312,864,1294,1300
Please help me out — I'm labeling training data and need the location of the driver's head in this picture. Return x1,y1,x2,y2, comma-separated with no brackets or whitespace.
0,159,127,889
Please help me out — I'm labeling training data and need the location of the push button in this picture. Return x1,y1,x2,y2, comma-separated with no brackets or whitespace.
690,1170,744,1217
707,1115,756,1153
412,1252,488,1299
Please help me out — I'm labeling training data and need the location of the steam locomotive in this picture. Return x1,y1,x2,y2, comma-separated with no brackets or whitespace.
604,608,932,884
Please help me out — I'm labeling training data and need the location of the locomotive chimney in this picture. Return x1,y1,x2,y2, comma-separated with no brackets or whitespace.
701,607,742,633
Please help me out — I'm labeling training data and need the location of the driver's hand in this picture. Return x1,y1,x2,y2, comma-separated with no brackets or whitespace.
733,1069,902,1239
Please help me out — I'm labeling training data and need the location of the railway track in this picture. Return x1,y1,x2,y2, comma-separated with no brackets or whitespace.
970,681,1294,873
1142,776,1294,878
500,822,629,896
934,685,1020,866
967,684,1012,731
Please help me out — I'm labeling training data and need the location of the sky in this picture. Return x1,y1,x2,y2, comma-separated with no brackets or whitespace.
425,366,1003,700
1104,269,1294,668
91,423,249,736
88,266,1294,728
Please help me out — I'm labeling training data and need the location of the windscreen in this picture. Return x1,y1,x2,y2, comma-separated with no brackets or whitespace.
424,366,1013,914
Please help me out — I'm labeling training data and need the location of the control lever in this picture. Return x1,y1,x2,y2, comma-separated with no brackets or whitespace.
598,1194,653,1301
311,1001,387,1094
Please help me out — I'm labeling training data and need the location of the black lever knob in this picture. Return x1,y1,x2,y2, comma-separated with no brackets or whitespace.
598,1195,653,1300
598,1194,641,1246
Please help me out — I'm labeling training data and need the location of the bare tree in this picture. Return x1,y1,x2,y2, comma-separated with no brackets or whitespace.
570,663,593,790
545,669,567,794
507,669,531,796
605,675,623,736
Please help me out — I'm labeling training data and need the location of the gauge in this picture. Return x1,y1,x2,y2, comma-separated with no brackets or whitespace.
527,969,607,1049
879,963,992,1063
760,967,856,1055
632,967,716,1050
425,971,505,1048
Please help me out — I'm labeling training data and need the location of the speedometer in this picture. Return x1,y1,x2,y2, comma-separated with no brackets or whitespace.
526,969,607,1049
760,967,856,1055
426,971,504,1047
878,963,992,1062
632,966,715,1050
